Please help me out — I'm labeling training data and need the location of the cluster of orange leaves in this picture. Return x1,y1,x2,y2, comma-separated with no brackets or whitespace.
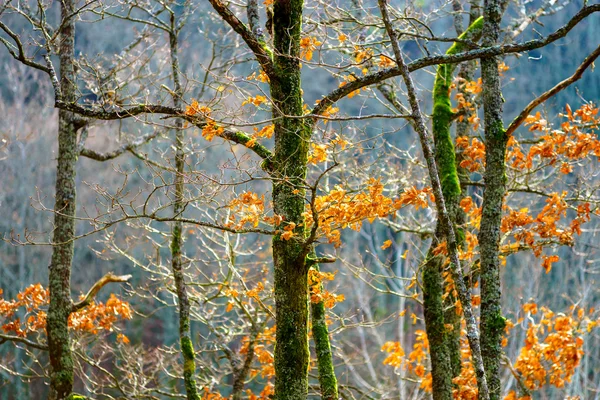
300,37,322,61
508,104,600,172
0,284,131,339
381,330,430,388
456,136,486,172
247,69,270,83
201,383,274,400
378,55,395,68
226,191,268,230
500,194,592,272
512,304,597,390
354,45,374,65
185,101,224,141
224,180,432,246
242,94,268,108
245,124,275,149
457,192,593,273
451,329,479,400
240,325,276,383
303,180,432,247
308,268,344,308
453,79,482,130
452,64,510,131
447,302,597,400
307,135,349,164
223,279,268,313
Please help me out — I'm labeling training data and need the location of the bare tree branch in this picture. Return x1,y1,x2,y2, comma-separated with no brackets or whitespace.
0,20,51,73
80,129,162,161
0,334,49,351
72,272,132,312
506,43,600,137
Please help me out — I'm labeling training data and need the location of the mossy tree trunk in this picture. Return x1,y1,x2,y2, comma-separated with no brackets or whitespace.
168,22,201,400
378,0,490,397
270,0,311,397
424,17,483,400
47,1,78,398
309,259,338,400
478,0,507,398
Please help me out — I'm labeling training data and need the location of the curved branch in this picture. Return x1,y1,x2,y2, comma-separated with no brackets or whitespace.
0,21,51,73
506,43,600,137
80,129,162,161
56,101,181,120
209,124,274,162
56,102,274,168
0,333,49,351
72,272,132,312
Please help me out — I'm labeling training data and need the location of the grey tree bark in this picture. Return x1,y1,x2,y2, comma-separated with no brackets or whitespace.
47,1,79,397
478,0,507,398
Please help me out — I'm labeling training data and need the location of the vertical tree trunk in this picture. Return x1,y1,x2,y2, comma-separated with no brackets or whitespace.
271,0,311,397
479,0,506,398
309,260,339,400
424,18,483,399
168,26,201,400
378,1,489,397
47,1,77,398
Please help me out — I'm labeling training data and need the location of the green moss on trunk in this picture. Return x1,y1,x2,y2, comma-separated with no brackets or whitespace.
423,18,484,400
273,249,309,399
270,0,311,397
479,3,507,397
422,251,453,400
309,262,338,400
169,28,201,400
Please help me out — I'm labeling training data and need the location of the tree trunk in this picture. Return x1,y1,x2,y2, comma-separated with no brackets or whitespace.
309,260,338,400
424,17,483,399
168,27,201,400
479,0,507,398
47,1,77,398
271,0,311,397
378,0,489,397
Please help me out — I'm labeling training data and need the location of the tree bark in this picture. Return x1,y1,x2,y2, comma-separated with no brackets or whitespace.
168,25,201,400
271,0,311,397
47,1,77,398
478,0,507,398
309,259,338,400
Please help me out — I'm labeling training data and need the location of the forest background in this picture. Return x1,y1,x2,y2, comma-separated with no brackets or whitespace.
0,0,599,398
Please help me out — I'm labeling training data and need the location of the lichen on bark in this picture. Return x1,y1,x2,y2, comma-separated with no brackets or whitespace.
47,1,78,397
270,0,312,397
168,26,201,400
308,259,338,400
478,0,507,397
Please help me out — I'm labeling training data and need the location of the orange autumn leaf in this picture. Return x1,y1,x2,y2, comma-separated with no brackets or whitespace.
396,186,432,210
381,239,393,250
299,37,322,61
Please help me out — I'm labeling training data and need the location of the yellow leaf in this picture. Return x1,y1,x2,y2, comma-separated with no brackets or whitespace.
381,240,393,250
